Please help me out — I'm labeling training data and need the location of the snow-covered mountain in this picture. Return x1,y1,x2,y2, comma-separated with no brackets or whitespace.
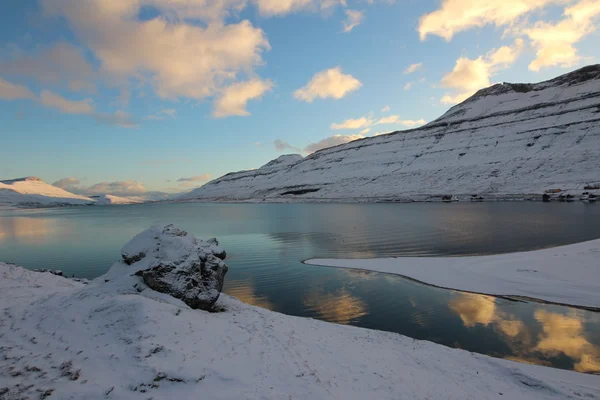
180,65,600,202
0,177,94,207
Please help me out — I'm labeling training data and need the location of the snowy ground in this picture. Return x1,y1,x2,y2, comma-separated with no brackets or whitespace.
2,261,600,399
306,239,600,310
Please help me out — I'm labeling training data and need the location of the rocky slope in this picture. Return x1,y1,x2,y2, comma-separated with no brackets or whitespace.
181,65,600,202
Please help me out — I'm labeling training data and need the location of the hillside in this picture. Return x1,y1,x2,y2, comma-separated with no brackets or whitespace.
180,65,600,202
0,177,94,207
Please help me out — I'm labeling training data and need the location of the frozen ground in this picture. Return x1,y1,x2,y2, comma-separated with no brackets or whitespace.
306,239,600,310
181,65,600,202
2,260,600,399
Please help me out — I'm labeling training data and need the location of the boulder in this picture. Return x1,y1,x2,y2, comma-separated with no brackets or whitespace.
122,224,228,311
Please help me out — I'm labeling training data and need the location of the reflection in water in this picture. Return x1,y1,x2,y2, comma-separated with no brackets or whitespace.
0,217,61,245
304,288,368,325
449,293,496,327
449,293,600,374
225,281,275,311
534,311,600,373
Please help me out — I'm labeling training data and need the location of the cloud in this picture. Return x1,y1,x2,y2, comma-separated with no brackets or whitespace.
418,0,560,41
0,77,36,100
176,174,212,188
213,78,273,117
331,116,372,130
375,115,426,127
274,139,301,152
294,67,362,102
0,42,96,93
253,0,344,16
53,178,148,196
331,114,427,131
381,105,390,113
404,82,413,91
52,177,81,192
360,128,371,134
39,90,94,114
41,0,270,114
524,0,600,71
404,62,423,74
440,39,524,104
304,134,364,153
343,9,365,33
86,180,147,196
94,110,138,128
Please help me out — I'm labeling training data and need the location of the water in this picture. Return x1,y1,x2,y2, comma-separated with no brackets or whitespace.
1,202,599,373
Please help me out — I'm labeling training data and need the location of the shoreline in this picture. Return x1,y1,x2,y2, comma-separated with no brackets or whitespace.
1,261,600,399
305,238,600,310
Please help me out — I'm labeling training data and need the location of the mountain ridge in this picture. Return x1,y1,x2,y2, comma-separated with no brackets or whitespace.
180,65,600,202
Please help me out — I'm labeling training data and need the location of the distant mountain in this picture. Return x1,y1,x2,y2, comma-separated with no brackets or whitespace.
0,177,94,207
180,65,600,202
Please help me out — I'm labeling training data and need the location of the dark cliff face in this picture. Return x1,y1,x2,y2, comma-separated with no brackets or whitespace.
181,65,600,201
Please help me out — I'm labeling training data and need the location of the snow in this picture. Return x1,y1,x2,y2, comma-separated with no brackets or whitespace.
2,252,600,398
0,177,93,207
180,65,600,202
306,238,600,310
88,194,143,205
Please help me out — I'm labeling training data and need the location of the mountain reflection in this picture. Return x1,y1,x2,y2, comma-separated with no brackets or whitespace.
449,293,600,373
0,217,60,245
304,287,367,325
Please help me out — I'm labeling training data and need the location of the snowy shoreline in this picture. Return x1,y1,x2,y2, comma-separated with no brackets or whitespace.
1,261,600,399
305,239,600,310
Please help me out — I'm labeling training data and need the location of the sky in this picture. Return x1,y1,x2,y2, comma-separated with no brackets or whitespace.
1,0,599,196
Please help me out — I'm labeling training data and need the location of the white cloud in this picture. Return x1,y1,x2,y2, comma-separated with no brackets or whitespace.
343,9,365,33
304,134,364,153
440,39,524,104
524,0,600,71
403,82,413,91
0,77,36,100
294,67,362,102
94,110,138,128
381,105,390,113
253,0,345,16
52,177,81,192
39,90,94,114
376,115,426,127
404,62,423,74
86,180,147,196
331,116,372,130
213,79,273,117
418,0,561,41
360,128,371,134
53,178,148,196
41,0,270,114
274,139,302,152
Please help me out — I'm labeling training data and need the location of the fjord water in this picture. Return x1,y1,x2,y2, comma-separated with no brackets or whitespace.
1,202,600,373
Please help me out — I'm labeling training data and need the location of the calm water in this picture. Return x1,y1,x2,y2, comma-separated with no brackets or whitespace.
1,202,600,373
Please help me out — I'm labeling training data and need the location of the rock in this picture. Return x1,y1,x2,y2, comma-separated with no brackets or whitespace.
122,224,228,311
33,269,64,277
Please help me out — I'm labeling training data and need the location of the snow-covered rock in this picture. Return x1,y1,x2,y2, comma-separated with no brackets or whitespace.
121,224,228,311
181,65,600,202
0,177,94,207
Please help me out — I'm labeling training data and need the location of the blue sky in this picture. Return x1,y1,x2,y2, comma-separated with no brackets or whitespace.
1,0,599,195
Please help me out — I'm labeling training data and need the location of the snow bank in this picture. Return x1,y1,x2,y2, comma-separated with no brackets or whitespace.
2,251,600,398
306,239,600,309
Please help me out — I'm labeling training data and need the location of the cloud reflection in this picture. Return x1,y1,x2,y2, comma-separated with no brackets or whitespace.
304,288,367,325
224,281,275,311
534,311,600,373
